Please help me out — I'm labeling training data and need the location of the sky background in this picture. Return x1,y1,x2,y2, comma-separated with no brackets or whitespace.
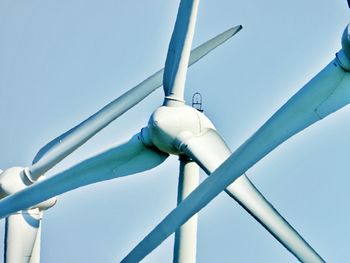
0,0,350,262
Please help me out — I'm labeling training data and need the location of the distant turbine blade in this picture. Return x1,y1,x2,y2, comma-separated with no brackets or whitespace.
28,24,241,180
180,128,324,263
4,210,41,263
188,25,242,66
0,133,168,218
121,54,350,262
163,0,200,103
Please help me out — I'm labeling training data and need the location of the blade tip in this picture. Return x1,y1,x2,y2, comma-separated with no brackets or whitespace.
237,24,243,31
227,24,243,37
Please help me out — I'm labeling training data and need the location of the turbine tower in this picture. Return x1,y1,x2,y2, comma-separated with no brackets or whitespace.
2,0,350,262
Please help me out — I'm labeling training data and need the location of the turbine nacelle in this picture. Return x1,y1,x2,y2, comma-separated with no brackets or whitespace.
146,105,215,154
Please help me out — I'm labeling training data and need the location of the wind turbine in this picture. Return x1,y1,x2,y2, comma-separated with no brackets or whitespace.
0,0,336,262
119,1,350,262
0,0,350,263
0,18,246,262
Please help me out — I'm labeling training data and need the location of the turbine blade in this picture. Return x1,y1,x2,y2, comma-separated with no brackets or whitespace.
163,0,200,103
29,24,241,180
0,133,168,218
4,210,41,263
188,25,242,66
181,128,324,263
122,55,350,262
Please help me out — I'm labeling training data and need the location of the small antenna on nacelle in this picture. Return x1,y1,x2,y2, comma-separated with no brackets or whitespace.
192,92,203,112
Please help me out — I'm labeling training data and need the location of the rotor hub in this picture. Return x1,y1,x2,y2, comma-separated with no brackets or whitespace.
0,167,31,199
0,167,57,211
146,105,215,154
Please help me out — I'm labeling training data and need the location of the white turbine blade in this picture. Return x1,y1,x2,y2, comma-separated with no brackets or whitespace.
121,51,350,261
188,25,242,66
181,129,324,263
173,156,199,263
0,133,168,218
28,25,241,180
4,209,41,263
163,0,200,103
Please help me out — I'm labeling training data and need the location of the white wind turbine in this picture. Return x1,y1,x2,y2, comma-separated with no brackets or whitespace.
2,0,350,262
0,0,339,262
120,0,350,262
0,16,242,263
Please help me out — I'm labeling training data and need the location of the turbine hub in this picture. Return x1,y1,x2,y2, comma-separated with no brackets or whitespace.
147,105,215,154
0,167,57,211
0,167,31,199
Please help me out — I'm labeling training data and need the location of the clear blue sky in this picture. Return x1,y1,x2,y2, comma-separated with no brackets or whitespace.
1,1,350,262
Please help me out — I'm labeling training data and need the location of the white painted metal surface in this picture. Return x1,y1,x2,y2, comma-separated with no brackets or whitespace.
0,167,32,199
28,23,238,180
122,22,350,262
164,0,199,105
4,210,40,263
4,0,349,262
173,156,199,263
180,127,324,263
28,214,41,263
0,22,242,263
